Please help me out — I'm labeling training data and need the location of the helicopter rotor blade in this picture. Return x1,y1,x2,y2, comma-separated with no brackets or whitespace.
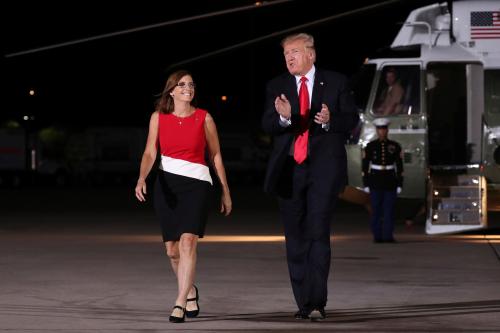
166,0,402,70
4,0,294,58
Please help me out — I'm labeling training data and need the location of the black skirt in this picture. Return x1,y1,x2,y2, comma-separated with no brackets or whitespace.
154,170,211,242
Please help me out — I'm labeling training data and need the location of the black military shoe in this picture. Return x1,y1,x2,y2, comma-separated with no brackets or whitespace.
384,238,397,243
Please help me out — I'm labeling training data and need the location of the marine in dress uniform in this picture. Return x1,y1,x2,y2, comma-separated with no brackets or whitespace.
362,118,403,243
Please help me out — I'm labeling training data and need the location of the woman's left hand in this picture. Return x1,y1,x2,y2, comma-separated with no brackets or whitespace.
220,191,232,216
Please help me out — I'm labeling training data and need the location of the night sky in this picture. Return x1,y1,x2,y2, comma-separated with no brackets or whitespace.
4,0,439,133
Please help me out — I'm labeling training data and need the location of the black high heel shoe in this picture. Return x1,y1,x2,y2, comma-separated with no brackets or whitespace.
185,285,200,318
169,305,185,323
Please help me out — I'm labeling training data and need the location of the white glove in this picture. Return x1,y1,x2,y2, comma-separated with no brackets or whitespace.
363,187,370,193
397,187,402,194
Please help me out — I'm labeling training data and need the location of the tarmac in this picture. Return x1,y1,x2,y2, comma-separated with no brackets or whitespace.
1,184,499,332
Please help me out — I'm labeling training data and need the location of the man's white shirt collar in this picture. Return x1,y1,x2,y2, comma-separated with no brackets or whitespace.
295,65,315,86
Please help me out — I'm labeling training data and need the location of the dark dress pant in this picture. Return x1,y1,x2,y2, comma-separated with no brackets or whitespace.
369,189,397,241
278,159,336,312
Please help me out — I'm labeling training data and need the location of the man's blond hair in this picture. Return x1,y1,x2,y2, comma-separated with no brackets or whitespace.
281,33,315,49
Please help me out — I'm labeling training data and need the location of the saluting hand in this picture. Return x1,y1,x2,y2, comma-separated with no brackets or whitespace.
135,178,147,202
314,103,330,124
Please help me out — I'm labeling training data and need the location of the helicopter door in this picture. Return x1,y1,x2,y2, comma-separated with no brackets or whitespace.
467,64,484,164
426,63,484,166
425,62,486,234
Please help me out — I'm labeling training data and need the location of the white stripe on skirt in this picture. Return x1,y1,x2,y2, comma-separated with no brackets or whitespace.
159,155,213,185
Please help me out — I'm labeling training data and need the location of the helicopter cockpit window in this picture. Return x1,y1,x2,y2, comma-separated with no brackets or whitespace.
372,65,420,116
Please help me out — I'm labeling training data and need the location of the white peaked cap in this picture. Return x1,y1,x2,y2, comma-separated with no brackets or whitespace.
373,118,390,127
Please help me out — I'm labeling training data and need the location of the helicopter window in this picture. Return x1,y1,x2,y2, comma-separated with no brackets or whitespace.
349,64,376,112
485,70,500,121
372,65,420,116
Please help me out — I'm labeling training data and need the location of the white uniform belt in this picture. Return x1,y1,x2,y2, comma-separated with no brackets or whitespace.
371,164,395,170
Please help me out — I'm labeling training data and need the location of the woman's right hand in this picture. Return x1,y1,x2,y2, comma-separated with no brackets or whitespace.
135,178,147,202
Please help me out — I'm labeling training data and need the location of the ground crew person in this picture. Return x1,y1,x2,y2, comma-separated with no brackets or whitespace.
362,118,403,243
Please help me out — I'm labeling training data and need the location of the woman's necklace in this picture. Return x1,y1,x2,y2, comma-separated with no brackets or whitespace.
173,109,193,125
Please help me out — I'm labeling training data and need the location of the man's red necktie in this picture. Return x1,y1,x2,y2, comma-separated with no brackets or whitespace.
294,76,310,164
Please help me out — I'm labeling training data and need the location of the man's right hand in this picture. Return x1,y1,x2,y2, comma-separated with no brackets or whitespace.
275,94,291,119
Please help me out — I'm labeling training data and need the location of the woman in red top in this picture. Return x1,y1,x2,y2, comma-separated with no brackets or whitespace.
135,70,232,323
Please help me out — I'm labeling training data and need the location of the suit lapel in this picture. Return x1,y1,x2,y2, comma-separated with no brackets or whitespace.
311,68,325,116
285,74,300,116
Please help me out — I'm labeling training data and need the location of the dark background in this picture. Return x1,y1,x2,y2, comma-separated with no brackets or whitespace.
2,0,439,186
4,0,441,126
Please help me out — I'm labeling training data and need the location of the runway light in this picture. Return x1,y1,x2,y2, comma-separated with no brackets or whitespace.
221,95,228,102
62,234,360,244
201,235,285,242
29,89,35,96
445,235,500,244
198,235,351,242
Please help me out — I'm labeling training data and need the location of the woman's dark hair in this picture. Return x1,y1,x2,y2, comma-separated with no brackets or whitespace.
156,70,197,114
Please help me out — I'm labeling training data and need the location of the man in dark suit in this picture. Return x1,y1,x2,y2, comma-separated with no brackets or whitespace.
262,33,359,321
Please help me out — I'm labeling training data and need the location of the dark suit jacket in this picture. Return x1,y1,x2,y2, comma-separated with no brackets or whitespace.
262,68,359,196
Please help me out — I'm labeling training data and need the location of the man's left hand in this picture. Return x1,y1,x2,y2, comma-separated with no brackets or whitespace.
314,103,330,124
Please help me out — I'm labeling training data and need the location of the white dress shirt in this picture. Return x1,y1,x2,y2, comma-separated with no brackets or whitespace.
279,65,329,130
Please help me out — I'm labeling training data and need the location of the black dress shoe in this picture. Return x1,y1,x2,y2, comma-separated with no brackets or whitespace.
185,285,199,318
309,308,326,321
169,305,185,323
384,238,397,243
294,310,310,319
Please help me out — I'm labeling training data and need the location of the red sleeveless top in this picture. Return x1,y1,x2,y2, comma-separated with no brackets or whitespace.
158,108,208,165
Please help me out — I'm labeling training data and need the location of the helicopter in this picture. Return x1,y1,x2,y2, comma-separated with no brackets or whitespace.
346,0,500,234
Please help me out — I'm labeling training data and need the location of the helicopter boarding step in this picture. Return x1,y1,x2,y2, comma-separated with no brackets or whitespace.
427,174,487,234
